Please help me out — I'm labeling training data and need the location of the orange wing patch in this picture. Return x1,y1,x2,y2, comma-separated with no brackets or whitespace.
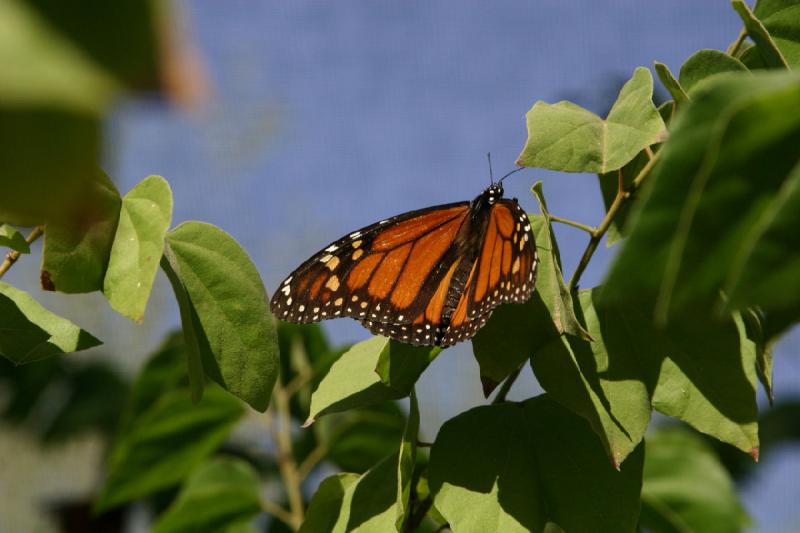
368,243,412,299
371,206,465,251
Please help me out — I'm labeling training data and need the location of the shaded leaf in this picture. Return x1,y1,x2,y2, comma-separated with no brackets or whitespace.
603,71,800,328
163,221,279,412
517,67,665,173
396,390,419,531
95,383,244,512
331,454,400,532
679,49,749,94
306,337,437,424
104,175,172,321
640,427,750,533
429,395,644,533
0,282,100,364
41,169,121,293
654,62,689,105
0,224,29,253
152,457,262,533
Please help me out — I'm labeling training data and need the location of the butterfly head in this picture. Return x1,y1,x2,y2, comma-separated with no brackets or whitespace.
483,184,504,205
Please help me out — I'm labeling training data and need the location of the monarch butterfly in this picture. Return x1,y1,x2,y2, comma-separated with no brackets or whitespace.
270,168,538,347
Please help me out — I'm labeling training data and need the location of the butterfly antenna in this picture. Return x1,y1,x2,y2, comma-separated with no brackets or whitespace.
498,166,526,184
487,152,494,185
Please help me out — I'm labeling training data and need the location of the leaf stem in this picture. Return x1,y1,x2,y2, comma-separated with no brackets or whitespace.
567,150,660,291
726,27,747,56
547,213,595,234
261,498,296,529
0,225,44,279
491,364,523,404
271,384,305,530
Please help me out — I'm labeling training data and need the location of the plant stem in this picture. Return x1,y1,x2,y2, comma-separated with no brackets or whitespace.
297,442,328,481
726,28,747,56
261,498,296,529
0,225,44,279
491,364,523,404
547,213,595,234
272,384,305,530
406,495,434,532
567,151,660,291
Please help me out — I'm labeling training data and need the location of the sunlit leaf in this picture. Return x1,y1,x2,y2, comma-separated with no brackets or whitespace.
299,473,360,533
679,49,749,94
0,282,100,365
429,395,644,533
164,221,279,412
104,175,172,321
0,224,29,253
517,67,665,173
654,62,689,105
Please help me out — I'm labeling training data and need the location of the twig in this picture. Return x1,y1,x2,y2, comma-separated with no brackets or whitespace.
567,151,660,291
297,442,328,481
491,364,524,404
416,440,433,448
261,498,296,529
0,225,44,279
272,385,305,530
547,213,595,234
726,27,747,56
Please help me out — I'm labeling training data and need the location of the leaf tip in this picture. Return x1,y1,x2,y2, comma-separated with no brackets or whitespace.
749,447,760,463
302,416,315,428
480,375,499,398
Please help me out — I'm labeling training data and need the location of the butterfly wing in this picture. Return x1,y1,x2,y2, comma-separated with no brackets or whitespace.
270,202,471,329
439,199,537,347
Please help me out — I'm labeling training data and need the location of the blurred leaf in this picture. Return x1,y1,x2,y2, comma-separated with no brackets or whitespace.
41,169,121,293
25,0,164,90
306,337,436,424
640,427,750,533
396,391,419,531
602,71,800,333
96,382,244,512
472,207,581,393
321,402,407,474
598,150,650,247
679,50,749,94
654,62,689,105
0,282,101,364
732,0,789,69
163,221,279,412
0,355,61,422
152,457,262,533
429,395,644,533
0,224,29,253
103,175,172,321
299,473,360,533
517,67,665,173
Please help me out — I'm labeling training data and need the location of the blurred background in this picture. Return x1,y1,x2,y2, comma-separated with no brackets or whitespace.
1,1,799,531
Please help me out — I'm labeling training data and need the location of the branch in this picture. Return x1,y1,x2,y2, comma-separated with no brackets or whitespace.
567,150,659,291
261,498,296,529
271,384,305,530
0,225,44,279
297,442,328,481
405,494,434,533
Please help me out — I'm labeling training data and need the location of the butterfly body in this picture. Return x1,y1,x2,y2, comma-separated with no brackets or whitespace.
270,183,537,347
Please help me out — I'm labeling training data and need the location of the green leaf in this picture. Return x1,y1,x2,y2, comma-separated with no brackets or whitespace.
429,395,644,533
103,175,172,321
732,0,790,69
152,457,262,533
754,0,800,67
679,49,749,94
640,427,750,533
396,390,419,531
602,71,800,326
163,221,279,412
40,169,121,293
330,454,400,532
299,473,361,533
0,282,101,364
517,67,666,173
534,288,759,459
306,337,437,424
654,62,689,105
531,289,651,467
95,383,244,512
0,224,29,253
